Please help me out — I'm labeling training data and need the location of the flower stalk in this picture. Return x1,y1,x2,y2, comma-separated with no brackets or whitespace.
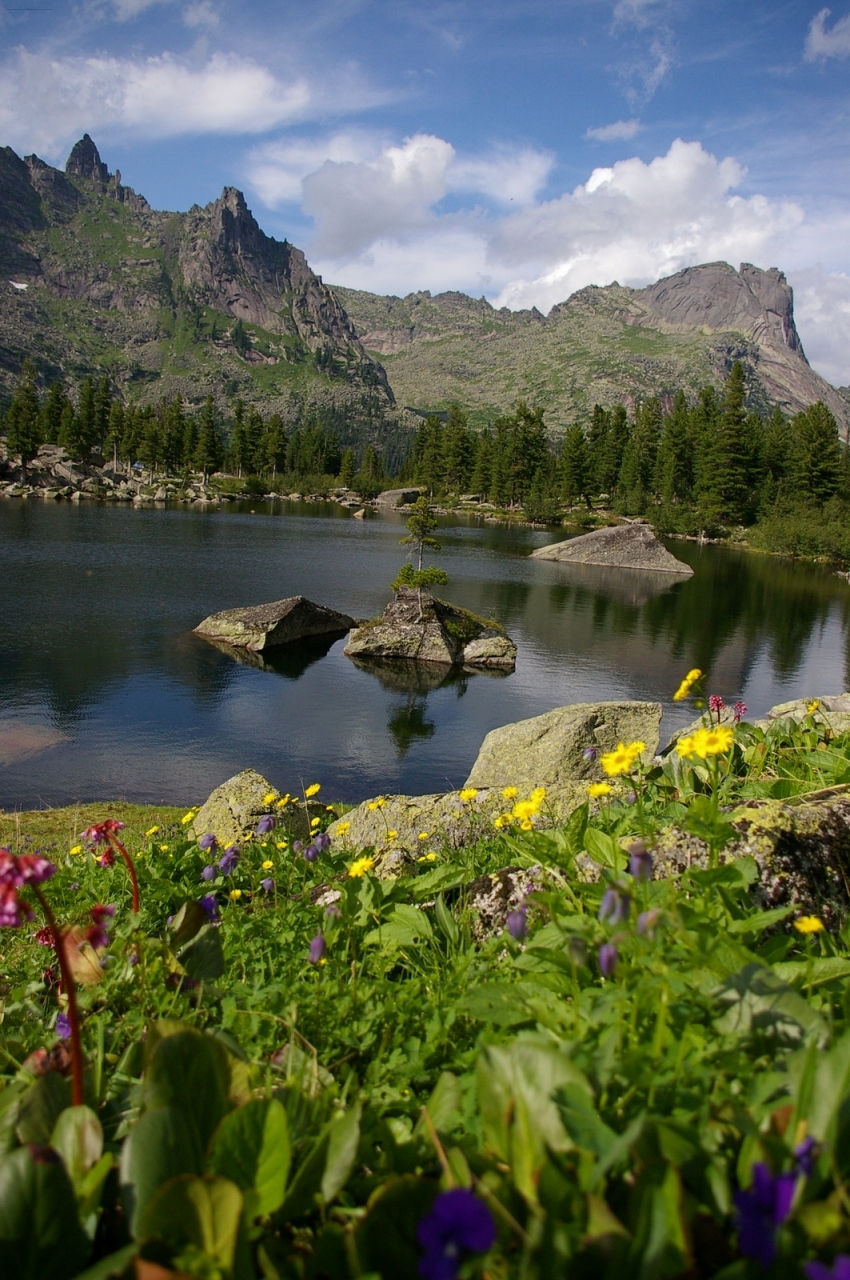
32,884,85,1106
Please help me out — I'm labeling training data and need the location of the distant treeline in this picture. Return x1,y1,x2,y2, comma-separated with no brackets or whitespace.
0,362,389,492
409,365,850,535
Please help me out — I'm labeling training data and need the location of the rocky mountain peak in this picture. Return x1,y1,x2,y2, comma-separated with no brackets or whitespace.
65,135,108,183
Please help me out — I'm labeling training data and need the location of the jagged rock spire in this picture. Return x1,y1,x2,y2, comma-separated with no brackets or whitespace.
65,135,108,183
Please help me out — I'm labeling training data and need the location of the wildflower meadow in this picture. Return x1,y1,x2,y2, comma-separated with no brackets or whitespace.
4,689,850,1278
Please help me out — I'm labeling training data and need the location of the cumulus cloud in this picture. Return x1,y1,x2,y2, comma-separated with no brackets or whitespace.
804,7,850,60
182,0,219,28
585,119,642,142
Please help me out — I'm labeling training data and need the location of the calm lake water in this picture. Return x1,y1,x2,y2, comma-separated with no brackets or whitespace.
1,499,849,809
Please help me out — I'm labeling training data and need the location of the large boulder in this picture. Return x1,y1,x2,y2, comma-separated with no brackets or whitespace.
194,595,354,653
344,588,516,669
465,701,663,791
375,487,422,507
531,522,693,574
661,692,850,754
190,768,327,846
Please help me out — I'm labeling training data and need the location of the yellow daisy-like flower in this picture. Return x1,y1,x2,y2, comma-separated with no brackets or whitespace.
511,799,538,821
336,821,351,836
587,782,613,798
599,741,645,777
276,795,291,808
807,699,821,715
530,787,546,803
276,840,288,850
795,915,825,934
493,813,514,829
387,829,398,841
417,831,430,840
425,852,437,862
261,860,274,870
501,786,518,800
520,818,534,831
158,844,169,852
459,787,479,802
310,817,321,828
678,725,734,759
305,783,321,798
180,810,197,825
263,791,277,805
672,668,703,701
348,856,375,878
229,889,243,901
367,797,387,811
69,844,83,856
145,825,160,836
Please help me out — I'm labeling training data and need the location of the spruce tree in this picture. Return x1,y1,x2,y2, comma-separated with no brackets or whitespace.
700,363,753,525
4,359,42,476
788,402,842,505
40,382,68,446
195,396,223,481
559,424,588,507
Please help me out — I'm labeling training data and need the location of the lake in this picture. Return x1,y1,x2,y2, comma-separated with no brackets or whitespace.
1,498,849,809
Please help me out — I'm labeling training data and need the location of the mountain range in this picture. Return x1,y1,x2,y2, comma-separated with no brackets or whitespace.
1,135,847,441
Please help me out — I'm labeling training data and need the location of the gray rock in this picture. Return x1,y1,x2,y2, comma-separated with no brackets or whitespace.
662,692,850,754
375,487,422,507
467,865,548,943
190,767,328,847
531,522,694,574
344,588,516,669
194,595,355,653
465,700,663,791
153,486,168,501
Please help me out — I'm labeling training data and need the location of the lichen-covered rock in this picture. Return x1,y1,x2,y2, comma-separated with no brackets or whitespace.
374,487,422,507
662,692,850,754
344,588,516,670
531,522,693,574
652,789,850,927
465,865,549,943
465,701,662,791
190,768,326,846
194,595,354,652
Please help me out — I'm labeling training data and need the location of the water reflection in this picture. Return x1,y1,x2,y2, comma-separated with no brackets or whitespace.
199,633,342,679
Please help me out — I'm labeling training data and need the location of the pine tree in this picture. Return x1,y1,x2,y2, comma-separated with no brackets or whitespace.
559,424,588,507
94,377,111,455
263,414,287,478
195,396,222,481
392,496,448,618
788,402,842,505
106,401,124,471
698,363,753,525
655,391,693,503
67,377,99,461
338,448,355,489
40,382,68,446
4,359,42,475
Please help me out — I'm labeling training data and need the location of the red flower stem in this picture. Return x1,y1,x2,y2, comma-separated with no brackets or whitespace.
107,833,140,913
32,885,85,1107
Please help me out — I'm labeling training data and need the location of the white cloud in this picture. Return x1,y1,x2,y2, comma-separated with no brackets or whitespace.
105,0,175,19
585,118,642,142
448,147,553,206
790,268,850,385
0,47,391,158
182,0,219,28
804,7,850,60
247,131,386,206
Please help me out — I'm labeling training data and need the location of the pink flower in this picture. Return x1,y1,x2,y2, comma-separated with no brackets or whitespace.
86,904,115,950
0,849,55,888
82,820,125,846
733,701,747,723
708,694,726,714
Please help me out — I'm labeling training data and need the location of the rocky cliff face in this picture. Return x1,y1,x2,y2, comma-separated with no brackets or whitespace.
0,137,392,416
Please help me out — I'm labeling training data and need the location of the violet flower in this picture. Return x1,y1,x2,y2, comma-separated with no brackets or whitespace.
303,844,320,863
255,815,275,836
506,906,528,940
56,1012,71,1041
313,831,332,852
218,845,240,875
308,934,326,964
583,746,598,761
599,886,630,925
734,1162,796,1268
637,909,660,936
417,1188,496,1280
201,864,216,882
198,833,218,853
628,841,653,881
598,942,618,977
795,1136,818,1177
806,1258,850,1280
260,877,274,893
198,894,219,922
87,903,115,950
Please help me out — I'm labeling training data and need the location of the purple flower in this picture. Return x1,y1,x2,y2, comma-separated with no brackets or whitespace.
198,833,218,852
598,942,618,977
709,694,726,714
637,909,660,936
308,934,326,964
628,841,653,881
198,894,219,923
303,844,320,863
68,882,80,891
733,700,748,723
292,841,303,855
806,1258,850,1280
255,815,275,836
795,1136,818,1177
55,1012,71,1041
325,903,342,920
260,877,274,893
599,886,630,925
87,904,115,950
314,831,332,852
625,790,637,805
506,907,528,940
734,1163,796,1268
218,845,240,875
417,1188,496,1280
583,746,598,761
201,864,216,882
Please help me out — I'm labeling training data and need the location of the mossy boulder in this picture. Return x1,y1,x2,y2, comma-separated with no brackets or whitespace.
194,596,354,653
531,522,693,574
190,768,326,847
344,588,516,669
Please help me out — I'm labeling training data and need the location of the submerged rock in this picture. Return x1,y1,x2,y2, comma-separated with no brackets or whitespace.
344,587,516,669
194,595,354,653
531,522,693,574
465,700,663,791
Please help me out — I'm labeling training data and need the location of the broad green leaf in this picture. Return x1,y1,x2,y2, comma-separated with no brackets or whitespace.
120,1105,202,1237
714,963,827,1047
167,900,209,950
71,1244,138,1280
276,1128,330,1222
0,1082,26,1158
176,924,225,982
321,1103,362,1205
416,1072,463,1135
628,1161,691,1280
142,1029,231,1153
554,1083,617,1160
51,1106,103,1194
15,1071,71,1145
138,1174,242,1271
773,957,850,988
434,894,459,946
727,906,795,935
583,827,622,871
0,1144,91,1280
683,795,735,850
363,903,434,948
208,1098,290,1219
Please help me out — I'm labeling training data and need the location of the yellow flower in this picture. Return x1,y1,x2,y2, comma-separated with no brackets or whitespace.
807,699,821,714
587,782,612,798
158,844,169,852
367,796,386,811
425,852,437,862
520,818,534,831
348,856,375,878
600,741,644,777
678,725,734,759
530,787,546,803
686,668,701,682
501,786,518,800
310,817,321,828
305,783,321,798
263,791,276,804
387,829,398,840
261,860,274,870
229,888,243,901
459,787,479,802
512,799,538,821
145,825,160,836
795,915,825,934
336,821,351,835
69,844,83,856
673,668,703,701
276,795,291,808
180,810,197,824
493,813,514,829
417,831,430,840
276,840,288,849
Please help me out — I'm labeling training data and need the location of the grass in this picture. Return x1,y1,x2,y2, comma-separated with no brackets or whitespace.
0,802,185,861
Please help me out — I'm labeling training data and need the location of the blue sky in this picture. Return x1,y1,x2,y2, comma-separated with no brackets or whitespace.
2,0,850,383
